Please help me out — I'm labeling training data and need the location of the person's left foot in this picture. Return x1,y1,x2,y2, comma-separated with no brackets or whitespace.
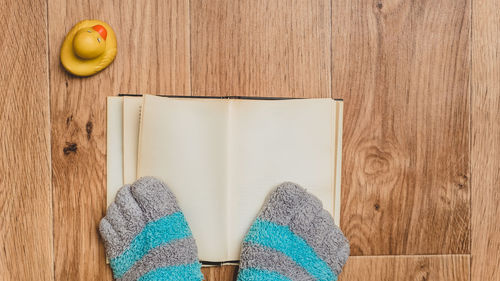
237,182,350,281
99,177,203,281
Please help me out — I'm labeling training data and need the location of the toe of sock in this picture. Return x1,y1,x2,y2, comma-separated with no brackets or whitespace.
113,185,147,232
129,176,181,221
259,182,322,226
316,213,350,276
257,182,350,277
99,218,121,259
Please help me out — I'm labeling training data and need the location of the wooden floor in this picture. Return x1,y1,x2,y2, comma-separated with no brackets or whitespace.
1,0,499,280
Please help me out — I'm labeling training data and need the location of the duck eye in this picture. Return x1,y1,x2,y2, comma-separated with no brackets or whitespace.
87,30,92,33
97,38,101,43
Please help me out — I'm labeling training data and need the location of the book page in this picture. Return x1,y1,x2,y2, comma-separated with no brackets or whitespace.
107,97,124,208
226,99,336,260
137,95,229,261
122,96,142,184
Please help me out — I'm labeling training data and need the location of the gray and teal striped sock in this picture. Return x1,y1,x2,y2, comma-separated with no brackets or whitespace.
237,182,350,281
99,177,203,281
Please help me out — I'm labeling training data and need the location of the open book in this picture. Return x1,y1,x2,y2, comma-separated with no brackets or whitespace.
107,94,343,263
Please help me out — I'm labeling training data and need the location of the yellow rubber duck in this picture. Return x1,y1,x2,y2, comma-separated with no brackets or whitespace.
61,20,117,76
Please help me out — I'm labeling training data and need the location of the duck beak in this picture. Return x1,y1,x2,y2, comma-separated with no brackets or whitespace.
92,24,108,40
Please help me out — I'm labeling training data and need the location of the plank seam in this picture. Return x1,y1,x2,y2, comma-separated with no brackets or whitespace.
44,0,55,279
330,0,333,99
348,254,471,258
188,0,193,96
469,1,473,281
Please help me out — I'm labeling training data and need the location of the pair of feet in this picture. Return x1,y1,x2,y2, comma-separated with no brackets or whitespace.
100,177,349,281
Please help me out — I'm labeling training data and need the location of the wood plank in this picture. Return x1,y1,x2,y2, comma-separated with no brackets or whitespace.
47,1,190,280
191,2,331,278
332,0,471,255
202,266,238,281
471,0,500,279
0,0,53,280
191,0,331,98
340,255,470,281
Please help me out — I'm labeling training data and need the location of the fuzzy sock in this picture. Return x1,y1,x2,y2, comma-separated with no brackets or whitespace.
237,182,350,281
99,177,203,281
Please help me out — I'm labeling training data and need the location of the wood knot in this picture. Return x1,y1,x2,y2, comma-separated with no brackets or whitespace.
362,146,392,176
86,121,93,140
416,262,430,281
364,153,390,175
355,139,405,187
456,174,468,190
377,2,383,9
66,115,73,127
63,142,77,155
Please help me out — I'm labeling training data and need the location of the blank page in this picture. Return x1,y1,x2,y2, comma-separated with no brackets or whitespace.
137,95,229,261
226,99,335,259
107,97,124,208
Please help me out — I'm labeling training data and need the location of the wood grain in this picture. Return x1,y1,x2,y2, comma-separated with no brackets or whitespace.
471,0,500,279
340,255,470,281
202,266,238,281
333,0,471,255
47,0,190,280
0,0,53,280
3,0,497,279
190,0,331,98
